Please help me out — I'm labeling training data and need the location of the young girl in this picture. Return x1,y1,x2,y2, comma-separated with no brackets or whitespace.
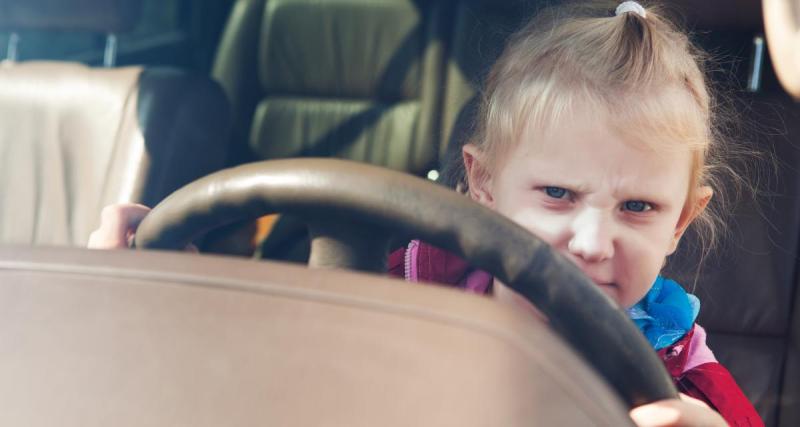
90,1,761,425
386,1,762,425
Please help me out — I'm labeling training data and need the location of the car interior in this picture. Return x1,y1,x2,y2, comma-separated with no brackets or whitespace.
1,0,798,425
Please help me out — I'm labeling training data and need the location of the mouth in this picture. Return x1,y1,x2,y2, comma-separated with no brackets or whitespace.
593,282,619,300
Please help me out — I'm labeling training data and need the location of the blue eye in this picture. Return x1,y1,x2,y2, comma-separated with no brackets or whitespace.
623,200,651,212
544,186,568,199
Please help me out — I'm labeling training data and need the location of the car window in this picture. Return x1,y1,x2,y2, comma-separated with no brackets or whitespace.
0,0,184,66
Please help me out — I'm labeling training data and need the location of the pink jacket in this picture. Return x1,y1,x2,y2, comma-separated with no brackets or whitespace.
388,240,764,427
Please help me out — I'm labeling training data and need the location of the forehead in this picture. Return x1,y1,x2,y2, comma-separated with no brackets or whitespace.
496,81,708,163
505,108,694,196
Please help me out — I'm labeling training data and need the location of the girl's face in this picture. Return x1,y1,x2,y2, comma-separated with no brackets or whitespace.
464,109,710,307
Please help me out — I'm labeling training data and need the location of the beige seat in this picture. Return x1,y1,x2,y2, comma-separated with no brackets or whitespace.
0,1,231,246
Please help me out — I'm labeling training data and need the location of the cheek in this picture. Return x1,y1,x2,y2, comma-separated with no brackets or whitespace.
647,215,685,255
494,203,570,248
491,181,571,247
616,227,680,305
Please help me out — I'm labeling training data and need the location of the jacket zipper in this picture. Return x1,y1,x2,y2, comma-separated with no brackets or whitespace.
404,239,419,281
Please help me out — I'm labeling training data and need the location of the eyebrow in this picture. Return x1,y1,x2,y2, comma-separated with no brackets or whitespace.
529,177,591,194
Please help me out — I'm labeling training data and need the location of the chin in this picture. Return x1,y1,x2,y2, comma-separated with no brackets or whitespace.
596,283,622,305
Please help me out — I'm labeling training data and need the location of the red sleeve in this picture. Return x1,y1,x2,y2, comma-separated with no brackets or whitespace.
657,327,763,426
677,362,763,427
387,246,405,278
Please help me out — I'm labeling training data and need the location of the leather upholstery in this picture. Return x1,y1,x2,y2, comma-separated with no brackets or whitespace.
212,0,266,166
666,89,800,426
785,286,800,426
440,0,531,159
134,68,232,207
211,0,447,258
0,62,230,246
663,38,800,427
250,0,443,173
0,246,634,426
669,0,762,30
0,0,141,32
214,0,445,174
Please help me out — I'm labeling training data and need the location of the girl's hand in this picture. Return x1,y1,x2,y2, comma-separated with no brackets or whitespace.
629,393,727,427
88,203,151,249
88,203,199,251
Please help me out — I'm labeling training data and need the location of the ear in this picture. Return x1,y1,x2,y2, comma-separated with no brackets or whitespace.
462,143,495,208
668,186,713,254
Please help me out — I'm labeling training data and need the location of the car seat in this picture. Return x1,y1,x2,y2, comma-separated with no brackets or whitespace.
0,0,232,246
665,30,800,427
210,0,448,260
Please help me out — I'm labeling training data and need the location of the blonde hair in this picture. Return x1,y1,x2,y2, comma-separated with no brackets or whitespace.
456,0,733,257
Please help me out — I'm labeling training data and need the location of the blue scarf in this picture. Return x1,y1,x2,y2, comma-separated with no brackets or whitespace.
627,276,700,350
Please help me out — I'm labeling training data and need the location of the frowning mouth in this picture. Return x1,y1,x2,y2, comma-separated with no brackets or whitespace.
594,282,619,300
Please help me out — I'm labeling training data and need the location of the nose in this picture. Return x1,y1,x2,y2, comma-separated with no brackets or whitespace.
567,209,615,263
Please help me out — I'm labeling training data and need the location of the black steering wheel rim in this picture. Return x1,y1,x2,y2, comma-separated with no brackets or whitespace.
135,158,678,407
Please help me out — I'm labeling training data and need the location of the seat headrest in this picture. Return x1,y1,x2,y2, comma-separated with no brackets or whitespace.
669,0,763,31
259,0,429,101
0,0,142,33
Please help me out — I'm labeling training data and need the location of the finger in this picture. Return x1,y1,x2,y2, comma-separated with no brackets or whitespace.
88,204,151,249
103,203,150,234
678,393,711,408
629,402,682,427
629,398,726,427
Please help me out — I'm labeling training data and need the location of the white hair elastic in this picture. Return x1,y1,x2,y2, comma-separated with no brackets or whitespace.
615,1,647,19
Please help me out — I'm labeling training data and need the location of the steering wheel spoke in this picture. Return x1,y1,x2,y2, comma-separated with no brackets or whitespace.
307,217,394,273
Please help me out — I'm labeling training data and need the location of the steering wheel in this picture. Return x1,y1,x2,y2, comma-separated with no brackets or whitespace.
135,158,678,408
